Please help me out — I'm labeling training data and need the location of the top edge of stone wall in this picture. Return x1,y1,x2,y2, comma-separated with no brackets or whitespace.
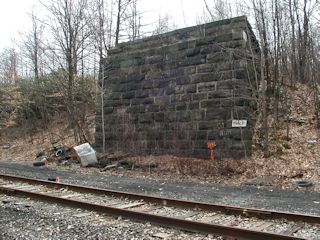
107,16,258,56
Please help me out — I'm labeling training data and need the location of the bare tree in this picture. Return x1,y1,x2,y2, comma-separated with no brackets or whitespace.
41,0,94,143
124,0,141,41
152,13,174,35
22,9,44,83
251,0,271,156
0,48,19,84
203,0,234,21
115,0,133,45
88,0,113,59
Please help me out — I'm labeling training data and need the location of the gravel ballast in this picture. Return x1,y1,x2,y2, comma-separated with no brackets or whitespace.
0,160,320,239
0,194,220,240
0,160,319,215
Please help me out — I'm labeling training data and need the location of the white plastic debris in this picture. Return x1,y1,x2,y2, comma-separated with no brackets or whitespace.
307,139,317,145
73,143,98,167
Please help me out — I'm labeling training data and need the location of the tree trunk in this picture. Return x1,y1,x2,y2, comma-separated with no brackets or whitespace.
115,0,121,46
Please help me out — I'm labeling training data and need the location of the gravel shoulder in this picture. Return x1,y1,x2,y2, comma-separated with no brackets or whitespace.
0,160,319,215
0,194,217,240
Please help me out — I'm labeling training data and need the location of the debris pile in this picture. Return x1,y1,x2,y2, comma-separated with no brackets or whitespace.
32,143,140,170
33,144,80,167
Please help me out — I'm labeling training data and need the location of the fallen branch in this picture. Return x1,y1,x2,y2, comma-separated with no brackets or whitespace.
100,164,118,172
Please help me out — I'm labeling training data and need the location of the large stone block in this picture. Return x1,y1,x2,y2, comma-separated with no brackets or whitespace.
165,112,176,122
139,114,153,124
176,102,187,111
184,84,197,93
127,105,146,113
217,79,250,90
208,90,233,99
141,97,155,105
186,47,201,57
190,110,205,121
180,94,192,102
176,111,191,122
146,55,164,64
96,16,259,160
122,91,135,99
113,84,126,92
189,101,200,110
127,82,142,91
200,99,222,108
142,81,153,89
153,112,165,122
198,120,225,130
196,64,214,73
135,90,149,99
176,76,190,85
197,82,217,92
179,55,205,66
192,73,220,84
206,108,231,120
206,52,227,63
193,93,208,101
109,93,122,100
147,105,160,112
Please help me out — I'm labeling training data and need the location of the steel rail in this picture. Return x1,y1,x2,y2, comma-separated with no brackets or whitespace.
0,173,319,224
0,185,306,240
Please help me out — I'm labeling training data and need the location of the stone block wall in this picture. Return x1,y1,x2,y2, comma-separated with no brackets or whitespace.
95,16,260,159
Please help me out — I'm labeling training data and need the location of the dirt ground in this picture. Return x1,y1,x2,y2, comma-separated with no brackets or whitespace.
0,82,319,192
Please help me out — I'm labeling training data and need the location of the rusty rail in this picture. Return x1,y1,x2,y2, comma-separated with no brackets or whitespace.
0,185,306,240
0,173,319,224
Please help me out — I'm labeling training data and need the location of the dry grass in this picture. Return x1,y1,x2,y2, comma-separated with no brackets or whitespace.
0,111,95,162
121,155,243,178
240,83,320,186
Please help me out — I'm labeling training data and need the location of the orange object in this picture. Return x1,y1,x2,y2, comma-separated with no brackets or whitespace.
207,141,216,150
207,141,216,160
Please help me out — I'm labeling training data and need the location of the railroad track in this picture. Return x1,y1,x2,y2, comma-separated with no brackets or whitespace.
0,173,319,240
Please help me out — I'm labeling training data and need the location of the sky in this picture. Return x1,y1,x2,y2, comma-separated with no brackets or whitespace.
140,0,205,28
0,0,37,48
0,0,206,50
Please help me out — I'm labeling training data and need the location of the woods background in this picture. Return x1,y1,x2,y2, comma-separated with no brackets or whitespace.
0,0,319,159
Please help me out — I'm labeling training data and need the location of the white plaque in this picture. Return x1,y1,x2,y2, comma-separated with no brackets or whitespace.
232,120,247,127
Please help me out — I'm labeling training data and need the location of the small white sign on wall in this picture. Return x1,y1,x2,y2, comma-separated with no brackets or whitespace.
232,120,247,128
